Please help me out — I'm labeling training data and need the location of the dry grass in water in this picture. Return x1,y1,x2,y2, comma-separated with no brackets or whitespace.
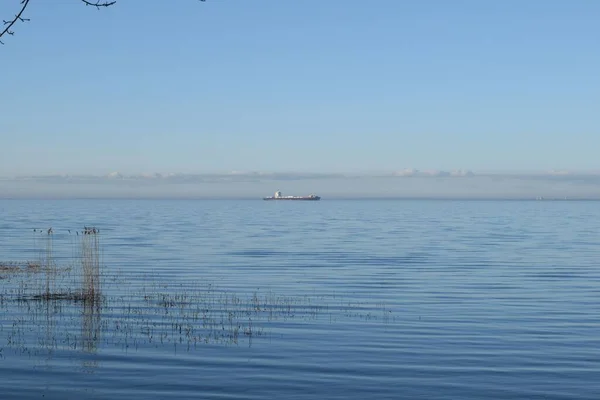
1,227,396,359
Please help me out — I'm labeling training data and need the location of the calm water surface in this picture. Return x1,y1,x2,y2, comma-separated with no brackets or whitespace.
1,199,600,399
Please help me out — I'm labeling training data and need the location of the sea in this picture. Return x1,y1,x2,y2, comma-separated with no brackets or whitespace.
1,198,599,399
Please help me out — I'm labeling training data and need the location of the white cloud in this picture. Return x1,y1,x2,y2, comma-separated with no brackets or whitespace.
391,169,473,178
105,172,124,179
450,169,474,177
393,168,419,177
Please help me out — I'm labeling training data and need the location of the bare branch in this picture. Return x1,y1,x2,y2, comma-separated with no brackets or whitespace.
80,1,117,10
0,0,31,45
1,0,206,45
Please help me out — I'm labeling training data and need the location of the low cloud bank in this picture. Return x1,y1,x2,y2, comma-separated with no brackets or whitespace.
6,169,600,183
1,170,600,199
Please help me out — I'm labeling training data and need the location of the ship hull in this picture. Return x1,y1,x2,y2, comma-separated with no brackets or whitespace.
263,197,320,201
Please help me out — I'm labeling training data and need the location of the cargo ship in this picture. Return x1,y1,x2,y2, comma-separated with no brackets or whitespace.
263,191,321,201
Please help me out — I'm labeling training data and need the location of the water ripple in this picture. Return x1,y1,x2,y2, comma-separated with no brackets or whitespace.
1,199,600,399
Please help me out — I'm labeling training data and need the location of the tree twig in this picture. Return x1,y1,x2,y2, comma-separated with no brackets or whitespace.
80,1,117,10
1,0,207,45
1,0,31,45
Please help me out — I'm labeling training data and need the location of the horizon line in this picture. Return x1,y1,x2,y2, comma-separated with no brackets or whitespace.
1,195,599,201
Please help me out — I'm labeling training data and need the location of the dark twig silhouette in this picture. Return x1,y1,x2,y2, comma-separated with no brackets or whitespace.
80,1,117,9
1,0,206,45
0,0,30,45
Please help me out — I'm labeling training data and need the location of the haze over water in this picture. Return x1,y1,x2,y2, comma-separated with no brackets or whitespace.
1,198,599,399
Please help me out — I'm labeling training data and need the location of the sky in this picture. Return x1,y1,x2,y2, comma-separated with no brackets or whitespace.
1,0,599,197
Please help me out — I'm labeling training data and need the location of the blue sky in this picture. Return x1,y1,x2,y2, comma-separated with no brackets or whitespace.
1,0,599,178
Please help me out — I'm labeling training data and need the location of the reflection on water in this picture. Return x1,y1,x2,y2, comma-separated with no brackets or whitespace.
2,278,393,358
81,298,101,372
21,298,102,373
1,229,394,367
1,228,106,369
